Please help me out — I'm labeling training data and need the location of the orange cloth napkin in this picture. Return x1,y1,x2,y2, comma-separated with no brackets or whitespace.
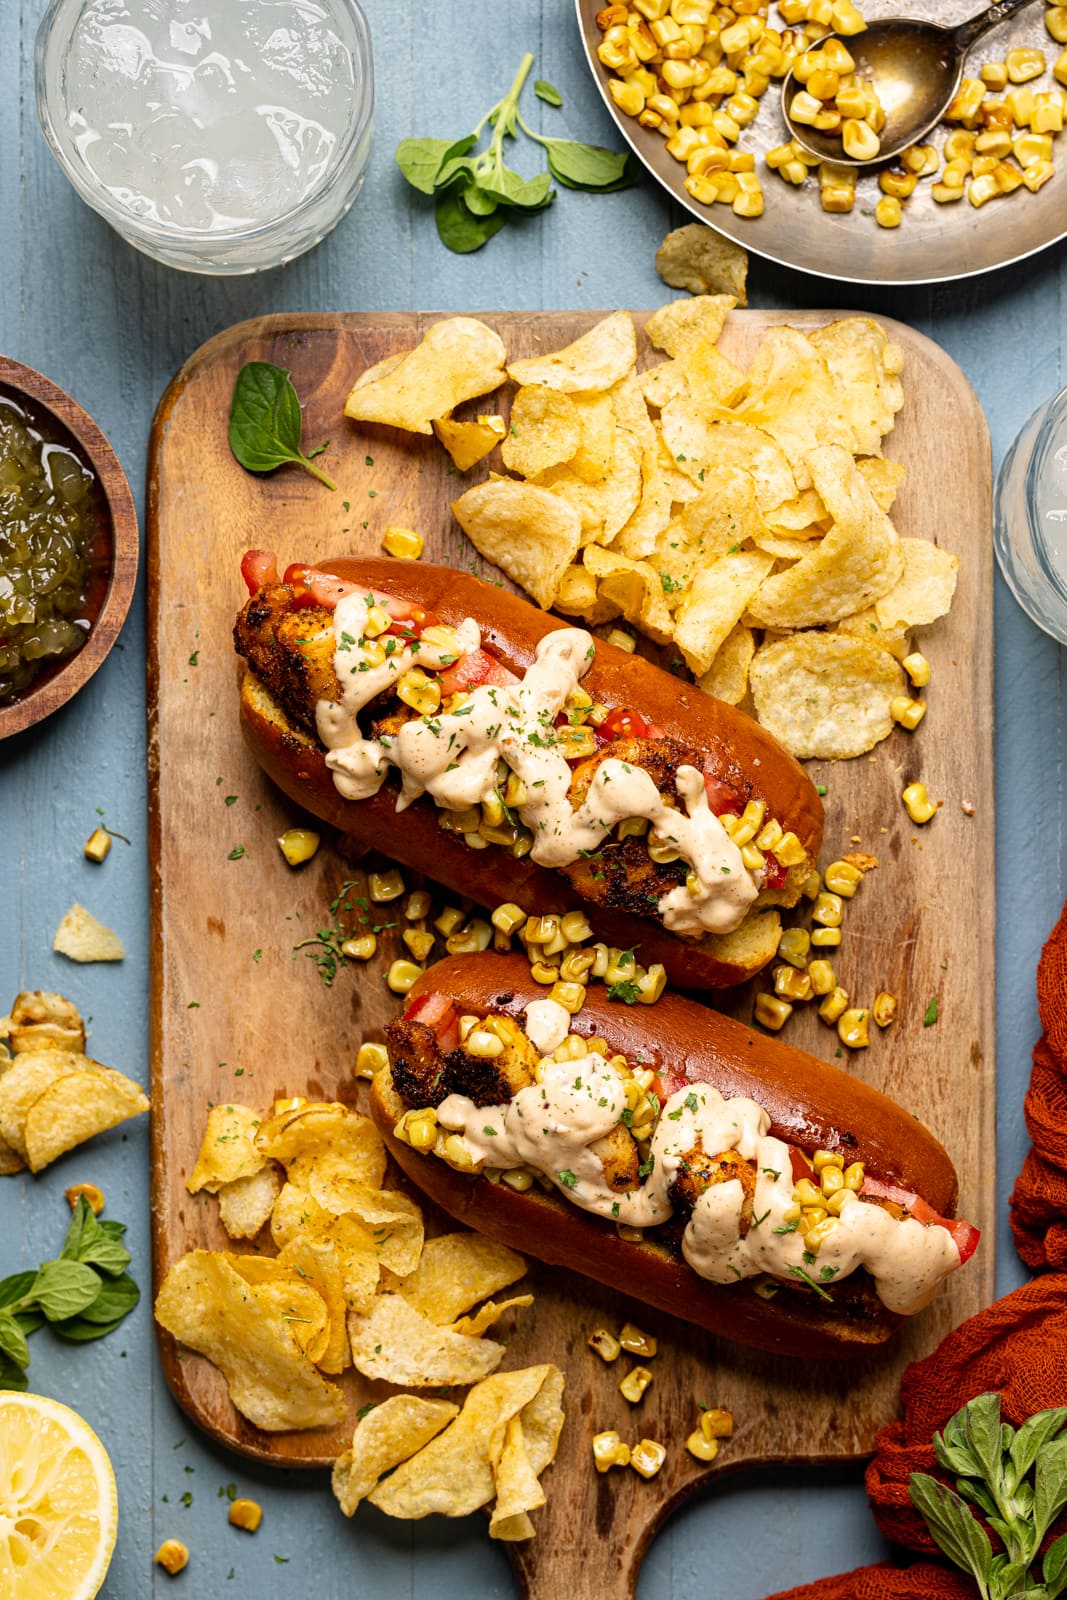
762,899,1067,1600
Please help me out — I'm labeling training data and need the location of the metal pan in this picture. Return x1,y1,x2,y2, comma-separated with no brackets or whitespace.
576,0,1067,285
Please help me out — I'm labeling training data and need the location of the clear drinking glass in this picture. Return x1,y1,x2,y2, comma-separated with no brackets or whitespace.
35,0,374,275
994,386,1067,646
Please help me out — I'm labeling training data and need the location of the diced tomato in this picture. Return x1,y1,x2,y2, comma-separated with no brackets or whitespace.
703,771,745,817
862,1177,980,1262
405,992,460,1054
600,707,651,742
437,648,518,696
789,1146,814,1182
761,854,788,890
240,549,280,593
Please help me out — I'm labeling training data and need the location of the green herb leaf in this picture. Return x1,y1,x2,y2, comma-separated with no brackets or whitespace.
0,1349,29,1391
0,1272,38,1313
435,188,507,253
1044,1531,1067,1598
534,79,563,106
540,139,637,191
1033,1438,1067,1549
60,1199,131,1278
923,995,939,1026
909,1474,994,1590
1011,1410,1067,1491
30,1260,104,1323
395,134,476,194
606,978,642,1005
477,167,554,211
0,1310,30,1374
229,362,337,491
54,1273,140,1337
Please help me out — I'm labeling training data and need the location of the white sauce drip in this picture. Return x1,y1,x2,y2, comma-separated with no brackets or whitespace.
437,1067,960,1316
316,595,758,936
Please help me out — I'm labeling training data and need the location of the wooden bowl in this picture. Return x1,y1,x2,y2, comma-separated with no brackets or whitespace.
0,356,138,740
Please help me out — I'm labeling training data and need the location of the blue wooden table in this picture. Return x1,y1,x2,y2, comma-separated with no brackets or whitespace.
2,1,1064,1594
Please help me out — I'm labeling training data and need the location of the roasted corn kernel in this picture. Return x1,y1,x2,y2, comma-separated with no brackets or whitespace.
355,1041,388,1079
818,986,849,1024
810,926,842,948
589,1328,622,1362
369,869,405,903
446,918,492,956
874,195,902,227
228,1498,262,1533
620,1366,654,1403
872,990,897,1027
754,992,792,1031
65,1182,105,1214
808,958,836,995
890,695,927,730
386,959,423,994
812,891,843,928
342,933,377,962
635,965,667,1004
777,927,811,968
823,859,863,897
812,1149,844,1173
631,1439,667,1479
382,526,423,561
277,828,320,867
1007,46,1046,81
774,964,813,1002
838,1007,870,1048
619,1322,658,1357
155,1541,189,1576
593,1431,631,1472
687,1429,720,1461
84,827,112,863
902,782,938,823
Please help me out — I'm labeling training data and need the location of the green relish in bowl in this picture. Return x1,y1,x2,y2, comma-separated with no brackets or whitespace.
0,389,108,704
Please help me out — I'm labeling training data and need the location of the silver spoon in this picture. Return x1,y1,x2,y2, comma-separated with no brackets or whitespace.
782,0,1039,168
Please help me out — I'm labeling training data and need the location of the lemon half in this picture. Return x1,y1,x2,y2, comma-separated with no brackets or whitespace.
0,1392,117,1600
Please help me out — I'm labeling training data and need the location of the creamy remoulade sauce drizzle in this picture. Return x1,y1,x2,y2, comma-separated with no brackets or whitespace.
315,595,758,936
436,1063,960,1317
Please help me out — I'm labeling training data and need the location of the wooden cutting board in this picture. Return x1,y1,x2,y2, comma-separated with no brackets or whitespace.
147,309,994,1599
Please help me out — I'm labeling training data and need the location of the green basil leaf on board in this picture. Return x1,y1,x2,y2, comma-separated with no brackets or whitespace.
395,134,476,194
534,79,563,106
228,362,337,491
0,1271,38,1312
434,190,507,254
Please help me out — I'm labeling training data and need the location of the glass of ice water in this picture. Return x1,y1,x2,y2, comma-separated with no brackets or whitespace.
36,0,373,274
995,386,1067,647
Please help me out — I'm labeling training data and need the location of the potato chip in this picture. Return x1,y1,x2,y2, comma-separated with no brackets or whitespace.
24,1065,149,1173
432,413,506,472
187,1104,264,1194
810,317,905,456
736,327,855,490
613,451,673,561
270,1179,334,1249
553,562,615,625
217,1166,282,1240
501,387,581,479
857,456,906,513
652,466,767,600
226,1255,331,1362
344,317,507,435
368,1365,558,1519
270,1184,381,1312
765,489,827,534
673,551,774,676
506,311,636,394
640,360,688,411
277,1235,350,1373
750,632,907,759
452,1295,534,1338
517,1364,566,1477
751,530,819,562
0,1049,84,1159
0,1137,23,1176
53,905,125,963
645,294,735,358
332,1397,460,1515
584,545,674,645
657,406,797,512
874,538,959,629
311,1182,424,1276
398,1234,527,1326
566,392,616,485
539,382,646,548
154,1251,346,1431
347,1294,504,1386
835,608,910,660
655,224,748,305
0,991,85,1055
489,1414,544,1539
256,1103,387,1192
452,481,581,609
697,623,756,706
746,446,902,629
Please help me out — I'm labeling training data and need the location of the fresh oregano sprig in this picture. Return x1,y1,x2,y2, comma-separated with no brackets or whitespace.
395,53,637,254
909,1393,1067,1600
0,1199,140,1389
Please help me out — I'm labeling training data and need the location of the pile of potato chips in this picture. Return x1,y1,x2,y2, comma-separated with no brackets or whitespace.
158,1094,563,1536
344,302,959,761
0,990,149,1174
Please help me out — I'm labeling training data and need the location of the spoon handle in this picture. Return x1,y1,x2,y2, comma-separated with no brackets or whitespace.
954,0,1038,53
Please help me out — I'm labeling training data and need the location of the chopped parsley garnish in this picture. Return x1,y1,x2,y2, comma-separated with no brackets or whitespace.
923,996,939,1026
482,1126,498,1137
762,1167,781,1181
607,978,642,1005
820,1265,840,1281
558,1170,577,1188
789,1265,833,1302
683,1092,698,1114
773,1217,802,1235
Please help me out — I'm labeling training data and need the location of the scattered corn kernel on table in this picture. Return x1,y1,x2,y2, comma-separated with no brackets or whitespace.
3,0,1065,1596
